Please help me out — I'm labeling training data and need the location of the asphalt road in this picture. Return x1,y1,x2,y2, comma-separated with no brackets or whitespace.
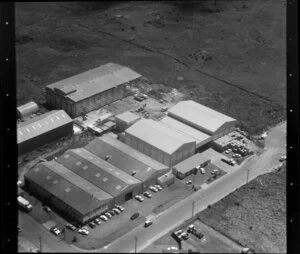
19,122,286,253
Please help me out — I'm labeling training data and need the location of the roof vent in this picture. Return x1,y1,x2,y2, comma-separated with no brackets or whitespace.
105,155,112,161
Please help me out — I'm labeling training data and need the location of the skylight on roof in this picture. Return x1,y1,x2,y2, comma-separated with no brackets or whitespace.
56,116,60,120
32,126,36,130
115,185,121,190
62,114,66,118
38,123,42,127
34,168,40,172
53,180,58,184
115,171,120,175
64,154,70,159
102,177,108,182
18,131,23,135
45,121,49,125
95,173,101,177
46,175,52,180
26,128,30,132
76,161,82,166
83,165,88,170
65,188,71,192
51,118,54,123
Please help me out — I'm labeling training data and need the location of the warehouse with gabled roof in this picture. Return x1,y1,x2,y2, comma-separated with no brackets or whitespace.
45,63,142,117
85,135,169,191
24,161,113,224
168,101,237,140
17,110,73,155
124,119,196,166
57,148,142,204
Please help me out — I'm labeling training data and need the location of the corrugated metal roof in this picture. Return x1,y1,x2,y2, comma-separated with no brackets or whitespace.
25,162,111,216
173,153,211,174
85,136,168,182
125,119,195,155
47,63,141,102
160,116,212,146
45,160,112,201
57,148,140,197
17,110,73,144
115,111,140,124
168,101,236,134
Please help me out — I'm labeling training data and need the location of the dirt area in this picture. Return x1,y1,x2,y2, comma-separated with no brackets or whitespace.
197,166,286,253
16,1,286,135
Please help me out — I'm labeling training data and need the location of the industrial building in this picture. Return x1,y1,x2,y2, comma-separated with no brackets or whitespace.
115,111,141,132
24,161,113,224
45,63,142,118
160,116,212,149
17,110,73,155
125,119,196,166
17,101,39,120
85,135,170,191
168,101,237,140
56,148,142,204
173,153,211,179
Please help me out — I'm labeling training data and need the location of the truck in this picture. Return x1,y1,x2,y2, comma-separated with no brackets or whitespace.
18,196,32,212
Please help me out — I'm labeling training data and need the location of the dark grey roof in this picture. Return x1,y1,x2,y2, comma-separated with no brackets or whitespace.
25,161,112,216
173,153,211,174
56,148,140,197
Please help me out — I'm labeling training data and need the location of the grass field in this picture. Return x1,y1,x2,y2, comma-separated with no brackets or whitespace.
197,166,286,253
16,0,285,135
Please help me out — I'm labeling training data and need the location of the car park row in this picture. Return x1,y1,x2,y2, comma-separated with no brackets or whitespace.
135,185,163,202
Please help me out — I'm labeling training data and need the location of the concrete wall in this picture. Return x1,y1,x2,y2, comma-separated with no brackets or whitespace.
18,122,73,155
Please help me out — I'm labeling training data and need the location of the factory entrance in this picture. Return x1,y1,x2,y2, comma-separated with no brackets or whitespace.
125,191,133,201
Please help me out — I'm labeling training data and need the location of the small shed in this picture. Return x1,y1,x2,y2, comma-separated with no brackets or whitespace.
173,153,211,179
17,101,39,120
157,170,175,187
115,111,141,131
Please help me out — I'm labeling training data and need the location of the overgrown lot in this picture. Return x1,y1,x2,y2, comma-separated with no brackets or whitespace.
198,166,286,253
16,0,286,135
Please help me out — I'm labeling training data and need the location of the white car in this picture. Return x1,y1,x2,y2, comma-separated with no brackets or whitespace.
200,168,206,174
135,195,144,202
154,185,163,191
115,205,124,212
50,227,61,236
17,180,23,187
100,215,108,221
225,150,230,154
185,180,192,185
112,208,121,214
105,212,112,219
78,228,89,235
149,186,158,192
167,246,178,251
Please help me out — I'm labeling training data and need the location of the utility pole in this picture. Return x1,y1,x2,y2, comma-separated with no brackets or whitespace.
39,237,42,253
134,236,138,254
246,168,250,184
192,200,195,217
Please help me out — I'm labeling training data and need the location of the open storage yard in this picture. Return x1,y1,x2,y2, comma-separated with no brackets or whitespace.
16,0,285,135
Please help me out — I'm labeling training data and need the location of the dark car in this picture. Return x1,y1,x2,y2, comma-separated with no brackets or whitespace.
88,221,96,228
130,213,140,220
66,224,77,231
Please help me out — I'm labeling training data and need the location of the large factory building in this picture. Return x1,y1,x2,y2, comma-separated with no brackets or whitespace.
85,135,170,191
24,161,113,224
56,148,142,205
167,100,237,140
45,63,142,118
125,119,196,166
17,110,73,155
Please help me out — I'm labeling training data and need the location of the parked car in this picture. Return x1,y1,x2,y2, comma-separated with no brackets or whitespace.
89,221,96,228
187,224,195,233
181,232,189,240
135,195,144,202
185,180,192,185
100,215,108,221
130,213,140,220
18,226,22,234
149,186,158,192
134,95,144,101
144,220,153,227
199,168,206,174
78,228,89,235
109,210,117,216
105,212,112,219
112,208,121,214
143,191,152,198
66,224,77,231
94,218,101,225
50,226,61,236
193,231,204,239
115,205,124,212
43,206,51,213
167,246,178,251
17,180,23,187
154,185,163,191
279,155,286,162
